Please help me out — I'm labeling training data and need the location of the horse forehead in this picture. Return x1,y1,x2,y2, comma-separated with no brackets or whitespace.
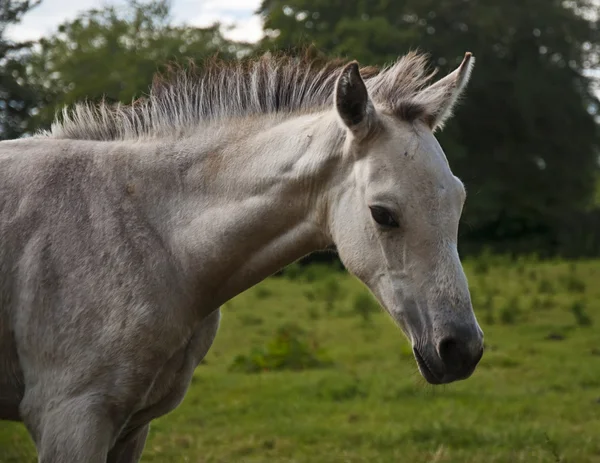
370,139,453,188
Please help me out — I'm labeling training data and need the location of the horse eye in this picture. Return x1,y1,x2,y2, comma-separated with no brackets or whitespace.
369,206,399,228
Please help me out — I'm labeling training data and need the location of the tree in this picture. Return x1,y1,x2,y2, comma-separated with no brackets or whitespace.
259,0,600,256
24,0,252,132
0,0,41,140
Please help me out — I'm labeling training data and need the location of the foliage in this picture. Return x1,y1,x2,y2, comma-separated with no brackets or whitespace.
259,0,600,258
0,0,41,140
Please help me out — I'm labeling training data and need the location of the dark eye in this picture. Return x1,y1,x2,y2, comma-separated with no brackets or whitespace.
369,206,399,228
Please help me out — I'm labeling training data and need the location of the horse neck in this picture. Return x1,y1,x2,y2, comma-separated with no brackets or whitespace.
165,111,346,310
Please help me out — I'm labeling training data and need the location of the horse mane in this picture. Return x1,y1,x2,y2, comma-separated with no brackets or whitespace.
46,49,437,141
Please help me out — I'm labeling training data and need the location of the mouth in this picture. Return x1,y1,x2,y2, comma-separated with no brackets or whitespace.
413,348,443,385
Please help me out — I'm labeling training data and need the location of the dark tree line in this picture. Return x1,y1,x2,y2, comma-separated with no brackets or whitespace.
0,0,41,140
1,0,600,257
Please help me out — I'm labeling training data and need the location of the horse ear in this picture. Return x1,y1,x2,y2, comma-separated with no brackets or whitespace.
414,52,475,131
334,61,376,138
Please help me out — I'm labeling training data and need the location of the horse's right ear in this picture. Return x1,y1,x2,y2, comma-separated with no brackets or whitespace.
334,61,376,138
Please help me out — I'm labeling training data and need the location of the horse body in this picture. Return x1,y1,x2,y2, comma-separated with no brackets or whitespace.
0,51,484,462
0,138,220,455
0,116,332,460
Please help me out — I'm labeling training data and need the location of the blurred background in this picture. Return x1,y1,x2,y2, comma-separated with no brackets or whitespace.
1,1,600,462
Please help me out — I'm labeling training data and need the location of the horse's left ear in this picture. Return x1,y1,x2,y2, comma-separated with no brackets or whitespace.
334,61,376,138
415,52,475,132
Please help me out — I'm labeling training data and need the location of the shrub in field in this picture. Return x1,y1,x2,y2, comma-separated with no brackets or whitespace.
229,323,333,373
570,301,593,327
352,291,380,323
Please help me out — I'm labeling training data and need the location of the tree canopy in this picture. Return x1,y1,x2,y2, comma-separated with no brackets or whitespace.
0,0,41,140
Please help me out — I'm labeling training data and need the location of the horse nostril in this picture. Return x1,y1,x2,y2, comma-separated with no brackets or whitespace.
437,336,483,378
438,337,465,370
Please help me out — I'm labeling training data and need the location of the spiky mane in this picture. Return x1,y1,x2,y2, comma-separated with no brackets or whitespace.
47,50,436,141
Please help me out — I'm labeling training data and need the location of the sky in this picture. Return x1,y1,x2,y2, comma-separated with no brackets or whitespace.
6,0,264,43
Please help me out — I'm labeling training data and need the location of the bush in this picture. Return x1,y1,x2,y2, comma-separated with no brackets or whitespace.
229,323,333,373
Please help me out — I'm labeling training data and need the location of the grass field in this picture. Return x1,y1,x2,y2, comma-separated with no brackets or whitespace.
1,256,600,462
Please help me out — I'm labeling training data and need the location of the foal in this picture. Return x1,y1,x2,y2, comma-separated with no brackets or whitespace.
0,51,483,461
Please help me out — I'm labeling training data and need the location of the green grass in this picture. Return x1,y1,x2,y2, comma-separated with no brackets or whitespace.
2,258,600,462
